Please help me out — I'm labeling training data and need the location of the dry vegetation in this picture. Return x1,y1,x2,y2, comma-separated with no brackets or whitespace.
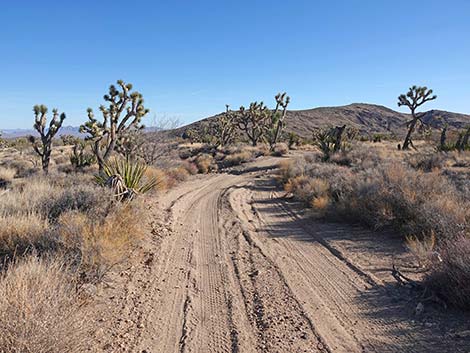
280,141,470,309
0,142,153,351
1,81,469,351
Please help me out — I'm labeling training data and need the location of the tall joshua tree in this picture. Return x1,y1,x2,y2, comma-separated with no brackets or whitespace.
266,93,290,151
28,105,66,173
398,85,437,150
236,101,270,146
210,105,237,147
80,80,149,171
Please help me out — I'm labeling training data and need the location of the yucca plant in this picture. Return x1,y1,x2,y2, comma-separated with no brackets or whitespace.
95,158,158,201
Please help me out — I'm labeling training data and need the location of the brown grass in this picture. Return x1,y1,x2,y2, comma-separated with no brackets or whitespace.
195,153,215,174
0,256,92,353
57,203,145,279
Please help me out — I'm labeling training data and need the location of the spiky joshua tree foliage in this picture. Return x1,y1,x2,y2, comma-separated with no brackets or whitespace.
312,125,347,161
398,85,437,150
28,105,66,173
80,80,149,172
236,101,270,146
210,105,237,147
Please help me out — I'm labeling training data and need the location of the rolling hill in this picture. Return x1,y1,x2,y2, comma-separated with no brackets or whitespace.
172,103,470,139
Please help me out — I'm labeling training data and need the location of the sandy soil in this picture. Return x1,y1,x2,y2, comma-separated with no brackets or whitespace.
91,155,470,353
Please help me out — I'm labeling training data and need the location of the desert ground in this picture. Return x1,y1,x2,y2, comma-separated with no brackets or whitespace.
85,152,470,353
1,85,470,353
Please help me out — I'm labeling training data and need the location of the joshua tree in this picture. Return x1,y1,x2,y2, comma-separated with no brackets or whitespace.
287,132,300,149
439,124,448,151
398,85,437,150
453,127,470,152
461,126,470,150
312,125,347,161
28,105,66,173
266,93,290,151
236,101,271,146
80,80,149,172
69,140,96,170
210,105,237,147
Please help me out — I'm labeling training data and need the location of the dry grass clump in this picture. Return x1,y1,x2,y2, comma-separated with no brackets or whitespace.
0,167,16,187
271,142,289,157
57,203,145,279
224,150,253,167
284,176,328,204
1,159,37,178
426,237,470,309
0,214,50,261
145,166,169,191
166,166,190,188
0,256,91,353
407,152,446,172
406,232,437,269
181,160,198,175
194,153,215,173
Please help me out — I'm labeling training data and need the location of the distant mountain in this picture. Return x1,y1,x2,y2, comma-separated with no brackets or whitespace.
0,126,162,139
0,126,82,139
171,103,470,139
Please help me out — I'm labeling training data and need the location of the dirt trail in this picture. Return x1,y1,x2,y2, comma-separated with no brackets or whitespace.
96,156,470,353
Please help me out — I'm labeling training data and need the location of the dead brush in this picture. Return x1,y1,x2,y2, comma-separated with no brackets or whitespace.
194,153,215,173
406,232,438,269
57,203,145,280
0,256,92,353
0,214,51,262
0,167,16,188
426,236,470,309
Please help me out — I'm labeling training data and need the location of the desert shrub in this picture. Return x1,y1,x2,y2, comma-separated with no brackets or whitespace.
53,154,69,166
285,176,329,204
0,214,52,261
224,151,253,167
57,203,144,279
0,167,16,188
40,184,112,221
408,152,445,172
426,237,470,309
0,256,91,353
166,166,190,188
145,166,168,191
282,155,468,240
181,160,198,175
0,178,57,216
329,151,352,166
1,159,37,178
283,149,470,309
271,142,288,157
406,232,437,269
194,153,215,174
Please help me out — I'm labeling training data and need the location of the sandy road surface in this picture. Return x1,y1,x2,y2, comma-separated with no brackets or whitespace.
95,156,470,353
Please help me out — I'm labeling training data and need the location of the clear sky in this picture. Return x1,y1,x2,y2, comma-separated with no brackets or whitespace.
1,0,469,129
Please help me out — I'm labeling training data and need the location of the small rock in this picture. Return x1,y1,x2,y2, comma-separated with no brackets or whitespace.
414,302,424,316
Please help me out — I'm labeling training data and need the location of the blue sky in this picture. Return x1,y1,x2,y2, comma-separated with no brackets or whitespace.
1,0,469,129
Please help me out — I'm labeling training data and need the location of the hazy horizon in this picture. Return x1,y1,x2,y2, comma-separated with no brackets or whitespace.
1,0,469,129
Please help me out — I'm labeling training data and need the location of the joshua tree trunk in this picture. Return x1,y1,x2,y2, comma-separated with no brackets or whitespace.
403,113,418,150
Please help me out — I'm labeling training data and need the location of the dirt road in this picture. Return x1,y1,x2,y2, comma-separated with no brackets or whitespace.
95,156,470,353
